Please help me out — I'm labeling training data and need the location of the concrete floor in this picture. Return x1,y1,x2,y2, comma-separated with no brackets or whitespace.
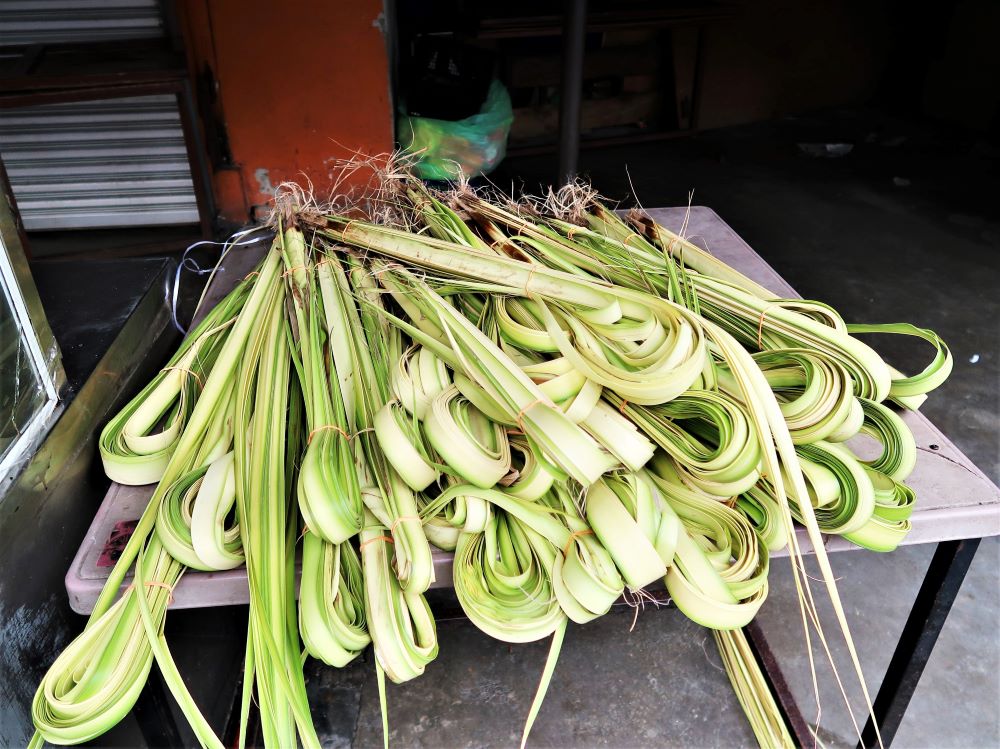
307,111,1000,748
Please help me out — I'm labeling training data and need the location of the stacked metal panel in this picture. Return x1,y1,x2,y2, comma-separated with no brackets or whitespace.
0,0,199,230
0,0,164,45
0,95,199,230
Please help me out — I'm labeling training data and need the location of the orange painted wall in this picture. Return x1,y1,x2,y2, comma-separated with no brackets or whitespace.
180,0,394,223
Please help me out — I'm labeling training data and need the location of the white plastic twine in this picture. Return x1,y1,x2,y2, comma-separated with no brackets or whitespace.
171,227,273,334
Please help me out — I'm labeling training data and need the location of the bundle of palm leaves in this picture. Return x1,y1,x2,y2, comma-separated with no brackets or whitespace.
31,173,950,749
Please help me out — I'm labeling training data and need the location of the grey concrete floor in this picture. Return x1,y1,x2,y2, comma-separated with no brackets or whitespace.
307,111,1000,748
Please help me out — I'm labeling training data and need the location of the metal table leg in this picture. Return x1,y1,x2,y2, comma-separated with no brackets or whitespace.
858,537,981,748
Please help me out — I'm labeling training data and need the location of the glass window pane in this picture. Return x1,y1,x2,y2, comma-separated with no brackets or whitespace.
0,257,50,466
0,235,55,470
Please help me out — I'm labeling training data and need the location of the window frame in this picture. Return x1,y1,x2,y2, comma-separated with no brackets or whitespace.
0,164,66,481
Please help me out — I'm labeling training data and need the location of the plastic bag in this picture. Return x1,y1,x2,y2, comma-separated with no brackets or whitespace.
398,80,513,181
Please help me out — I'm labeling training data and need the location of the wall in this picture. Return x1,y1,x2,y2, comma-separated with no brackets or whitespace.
180,0,394,224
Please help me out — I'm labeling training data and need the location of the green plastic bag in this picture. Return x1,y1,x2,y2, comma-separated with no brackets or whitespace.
398,80,513,181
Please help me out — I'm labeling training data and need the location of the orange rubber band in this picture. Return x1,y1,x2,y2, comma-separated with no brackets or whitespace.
281,265,308,278
514,398,545,432
619,398,629,415
358,535,394,551
125,580,176,605
308,424,351,444
162,366,203,388
243,270,259,282
145,581,176,603
757,304,780,349
390,515,421,533
562,529,594,557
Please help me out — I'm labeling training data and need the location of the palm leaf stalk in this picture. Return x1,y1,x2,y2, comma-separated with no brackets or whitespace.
233,262,318,748
32,247,285,748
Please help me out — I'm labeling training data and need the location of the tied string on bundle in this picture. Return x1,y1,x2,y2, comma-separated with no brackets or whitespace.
358,535,394,551
523,263,538,296
306,425,375,445
122,580,177,606
171,226,273,334
514,398,546,433
307,424,351,444
391,515,422,533
562,529,594,558
757,303,781,350
160,366,204,389
337,220,363,245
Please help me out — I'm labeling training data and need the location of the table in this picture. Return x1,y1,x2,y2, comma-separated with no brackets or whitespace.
67,207,1000,747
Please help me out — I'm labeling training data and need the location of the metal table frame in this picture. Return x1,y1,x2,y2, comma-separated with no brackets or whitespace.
749,538,985,748
66,207,1000,747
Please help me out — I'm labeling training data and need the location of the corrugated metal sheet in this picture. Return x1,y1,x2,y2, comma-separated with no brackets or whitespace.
0,95,200,230
0,0,164,45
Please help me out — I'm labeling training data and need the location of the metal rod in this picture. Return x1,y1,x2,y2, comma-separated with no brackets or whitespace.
557,0,587,184
859,537,982,748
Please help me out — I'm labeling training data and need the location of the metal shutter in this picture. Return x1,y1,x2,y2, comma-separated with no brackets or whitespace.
0,1,200,230
0,0,164,45
0,95,200,230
